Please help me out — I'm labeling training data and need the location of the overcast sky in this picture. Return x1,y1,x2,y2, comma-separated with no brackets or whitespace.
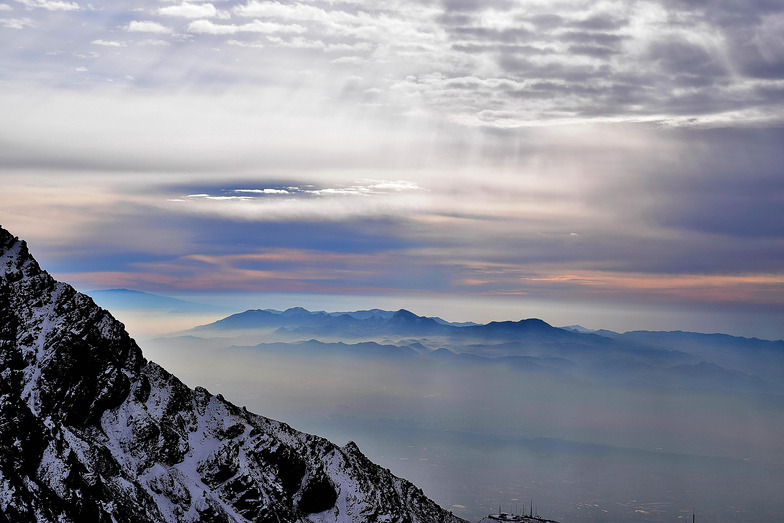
1,0,783,337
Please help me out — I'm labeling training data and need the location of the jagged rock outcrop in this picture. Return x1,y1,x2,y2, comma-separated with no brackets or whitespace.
0,226,467,523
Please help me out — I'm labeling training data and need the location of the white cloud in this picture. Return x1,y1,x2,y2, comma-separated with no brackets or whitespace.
187,18,306,35
0,4,13,10
126,20,172,34
229,183,420,199
159,2,217,19
325,41,373,53
331,56,366,65
366,180,422,192
226,39,265,48
166,182,432,222
306,180,423,197
235,188,290,194
15,0,78,11
138,39,171,47
1,16,33,28
234,0,328,22
185,194,254,201
91,39,126,47
264,35,325,49
232,0,432,45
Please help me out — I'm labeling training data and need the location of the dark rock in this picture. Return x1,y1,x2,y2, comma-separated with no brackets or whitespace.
297,471,338,514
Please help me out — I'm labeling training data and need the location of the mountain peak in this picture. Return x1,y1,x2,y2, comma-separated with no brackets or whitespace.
281,306,312,315
520,318,555,329
392,308,418,319
1,227,40,279
0,226,142,426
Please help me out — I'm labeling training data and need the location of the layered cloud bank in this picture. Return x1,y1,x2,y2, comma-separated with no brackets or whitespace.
3,0,783,125
1,0,783,337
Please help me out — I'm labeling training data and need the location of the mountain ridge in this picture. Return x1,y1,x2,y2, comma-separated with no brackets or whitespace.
193,307,784,343
0,225,467,522
191,307,590,342
170,305,783,400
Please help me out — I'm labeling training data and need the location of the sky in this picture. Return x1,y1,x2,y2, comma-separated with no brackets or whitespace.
1,0,784,338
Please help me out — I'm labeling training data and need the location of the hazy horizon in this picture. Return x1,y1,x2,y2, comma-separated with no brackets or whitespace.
83,286,784,341
2,0,784,340
118,297,784,523
2,0,784,520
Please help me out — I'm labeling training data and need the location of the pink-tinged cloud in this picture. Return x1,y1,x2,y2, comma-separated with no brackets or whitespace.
58,249,429,294
461,267,784,307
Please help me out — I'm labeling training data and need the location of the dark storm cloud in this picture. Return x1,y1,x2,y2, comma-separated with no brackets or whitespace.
420,0,784,125
568,13,627,31
646,39,727,79
441,0,515,13
527,14,564,30
732,40,784,80
573,233,784,275
645,128,784,241
173,214,415,255
658,196,784,240
429,216,784,277
451,43,553,55
559,30,625,47
660,0,784,24
494,56,604,84
449,26,533,44
658,0,784,81
567,44,619,58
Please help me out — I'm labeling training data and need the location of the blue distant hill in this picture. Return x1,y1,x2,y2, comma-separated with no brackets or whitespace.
180,306,784,395
193,307,558,339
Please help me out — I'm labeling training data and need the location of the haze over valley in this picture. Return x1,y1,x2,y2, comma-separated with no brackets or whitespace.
94,294,784,522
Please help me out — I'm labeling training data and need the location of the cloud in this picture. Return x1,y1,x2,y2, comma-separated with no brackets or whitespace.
569,13,627,31
427,0,784,126
231,0,384,33
1,0,784,339
4,0,782,126
233,0,330,22
91,39,125,47
187,19,306,35
164,181,428,222
159,2,218,19
232,0,440,52
644,128,784,242
235,188,290,195
646,38,727,84
126,20,172,34
1,17,33,28
15,0,78,11
138,39,170,47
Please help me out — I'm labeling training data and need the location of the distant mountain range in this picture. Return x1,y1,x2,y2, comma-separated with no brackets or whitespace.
194,306,479,335
193,307,589,341
81,292,784,396
179,306,784,398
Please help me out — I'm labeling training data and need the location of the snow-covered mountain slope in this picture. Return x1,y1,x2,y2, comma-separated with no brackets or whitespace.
0,226,467,523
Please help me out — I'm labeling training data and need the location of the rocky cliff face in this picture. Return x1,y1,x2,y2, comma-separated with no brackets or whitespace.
0,226,467,523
